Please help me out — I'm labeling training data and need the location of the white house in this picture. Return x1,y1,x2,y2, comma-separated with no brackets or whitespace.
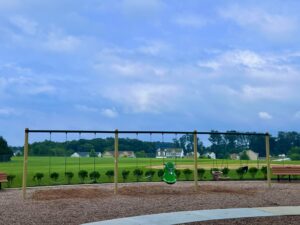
156,148,184,158
70,152,101,158
204,152,216,159
13,150,22,156
71,152,80,157
245,150,259,160
185,151,200,158
102,151,135,158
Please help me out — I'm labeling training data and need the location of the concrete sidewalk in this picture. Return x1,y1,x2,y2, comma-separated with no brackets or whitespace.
83,206,300,225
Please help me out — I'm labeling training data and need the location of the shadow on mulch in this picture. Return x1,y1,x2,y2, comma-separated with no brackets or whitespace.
32,185,258,200
32,184,258,200
32,188,113,200
118,185,258,196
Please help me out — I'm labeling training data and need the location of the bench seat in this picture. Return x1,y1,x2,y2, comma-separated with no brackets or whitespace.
0,173,8,189
271,166,300,181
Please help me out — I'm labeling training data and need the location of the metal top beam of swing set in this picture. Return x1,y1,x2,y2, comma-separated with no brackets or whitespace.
25,129,268,136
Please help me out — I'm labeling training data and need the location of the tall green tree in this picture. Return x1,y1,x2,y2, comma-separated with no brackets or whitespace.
0,136,13,162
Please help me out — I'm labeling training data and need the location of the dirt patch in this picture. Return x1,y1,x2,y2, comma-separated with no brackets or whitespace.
118,184,257,196
32,187,113,200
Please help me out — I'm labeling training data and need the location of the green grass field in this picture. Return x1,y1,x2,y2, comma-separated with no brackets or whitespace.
0,157,299,188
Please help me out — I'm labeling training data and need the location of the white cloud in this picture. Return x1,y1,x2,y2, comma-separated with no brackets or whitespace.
0,107,18,116
44,31,81,52
198,50,266,70
294,111,300,119
101,108,118,118
174,14,207,28
0,0,20,11
74,104,98,113
103,83,180,113
219,5,297,36
9,16,38,35
241,85,291,101
258,111,272,120
94,51,167,77
0,63,56,96
138,41,168,55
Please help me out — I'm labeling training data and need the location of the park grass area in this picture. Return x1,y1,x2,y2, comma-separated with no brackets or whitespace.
0,156,299,188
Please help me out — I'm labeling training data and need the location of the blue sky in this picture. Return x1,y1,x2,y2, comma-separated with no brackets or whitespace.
1,0,300,145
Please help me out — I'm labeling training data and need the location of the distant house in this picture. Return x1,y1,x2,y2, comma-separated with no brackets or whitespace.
230,153,240,160
102,151,135,158
71,152,101,158
13,150,22,156
244,150,259,160
231,150,259,160
156,148,184,158
204,152,216,159
119,151,135,158
185,151,200,158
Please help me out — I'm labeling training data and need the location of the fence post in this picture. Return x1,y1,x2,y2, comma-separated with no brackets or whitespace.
22,128,29,199
193,130,198,190
265,133,271,188
114,129,119,194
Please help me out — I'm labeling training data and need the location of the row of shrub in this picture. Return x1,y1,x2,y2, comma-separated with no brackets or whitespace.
207,166,268,180
1,166,279,187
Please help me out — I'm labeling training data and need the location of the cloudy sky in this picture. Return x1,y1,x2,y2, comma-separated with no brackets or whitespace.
1,0,300,145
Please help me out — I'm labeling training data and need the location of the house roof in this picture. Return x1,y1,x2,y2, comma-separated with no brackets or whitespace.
72,152,100,156
157,148,183,153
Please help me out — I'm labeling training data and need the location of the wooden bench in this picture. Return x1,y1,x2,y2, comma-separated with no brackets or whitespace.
0,172,8,189
271,166,300,181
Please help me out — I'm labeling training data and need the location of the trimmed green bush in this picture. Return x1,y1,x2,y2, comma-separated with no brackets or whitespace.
175,169,181,179
249,167,258,179
65,172,74,184
7,174,16,188
157,169,164,181
183,168,192,180
121,170,130,182
210,168,220,174
50,172,59,182
261,166,268,179
33,172,44,185
133,168,143,182
89,171,100,183
78,170,88,183
145,170,155,181
236,167,246,180
221,167,230,177
197,168,206,180
105,170,114,182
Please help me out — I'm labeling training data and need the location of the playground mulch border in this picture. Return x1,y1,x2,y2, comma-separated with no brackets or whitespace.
0,181,299,225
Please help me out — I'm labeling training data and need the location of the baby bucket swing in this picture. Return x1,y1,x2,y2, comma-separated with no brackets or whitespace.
161,133,177,184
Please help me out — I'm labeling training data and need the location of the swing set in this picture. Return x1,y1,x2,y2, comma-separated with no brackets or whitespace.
22,129,270,199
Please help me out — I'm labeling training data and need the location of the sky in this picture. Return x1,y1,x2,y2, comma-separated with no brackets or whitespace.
1,0,300,146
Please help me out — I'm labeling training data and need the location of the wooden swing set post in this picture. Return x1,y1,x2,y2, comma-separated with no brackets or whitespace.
193,130,198,190
265,133,271,188
114,129,119,195
22,128,29,199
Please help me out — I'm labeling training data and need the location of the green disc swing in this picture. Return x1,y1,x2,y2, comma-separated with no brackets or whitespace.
161,133,177,184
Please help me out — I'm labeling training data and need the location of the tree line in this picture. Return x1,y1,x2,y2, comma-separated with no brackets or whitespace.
1,131,300,161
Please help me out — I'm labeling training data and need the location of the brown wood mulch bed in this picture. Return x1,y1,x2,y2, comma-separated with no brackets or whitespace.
0,181,299,225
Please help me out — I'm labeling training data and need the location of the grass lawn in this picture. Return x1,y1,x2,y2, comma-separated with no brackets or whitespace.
0,156,299,188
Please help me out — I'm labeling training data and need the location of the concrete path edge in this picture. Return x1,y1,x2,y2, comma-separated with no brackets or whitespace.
82,206,300,225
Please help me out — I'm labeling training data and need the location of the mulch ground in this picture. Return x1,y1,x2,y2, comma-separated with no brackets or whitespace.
0,181,299,225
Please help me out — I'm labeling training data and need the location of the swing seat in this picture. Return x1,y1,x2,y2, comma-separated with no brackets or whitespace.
163,162,177,184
